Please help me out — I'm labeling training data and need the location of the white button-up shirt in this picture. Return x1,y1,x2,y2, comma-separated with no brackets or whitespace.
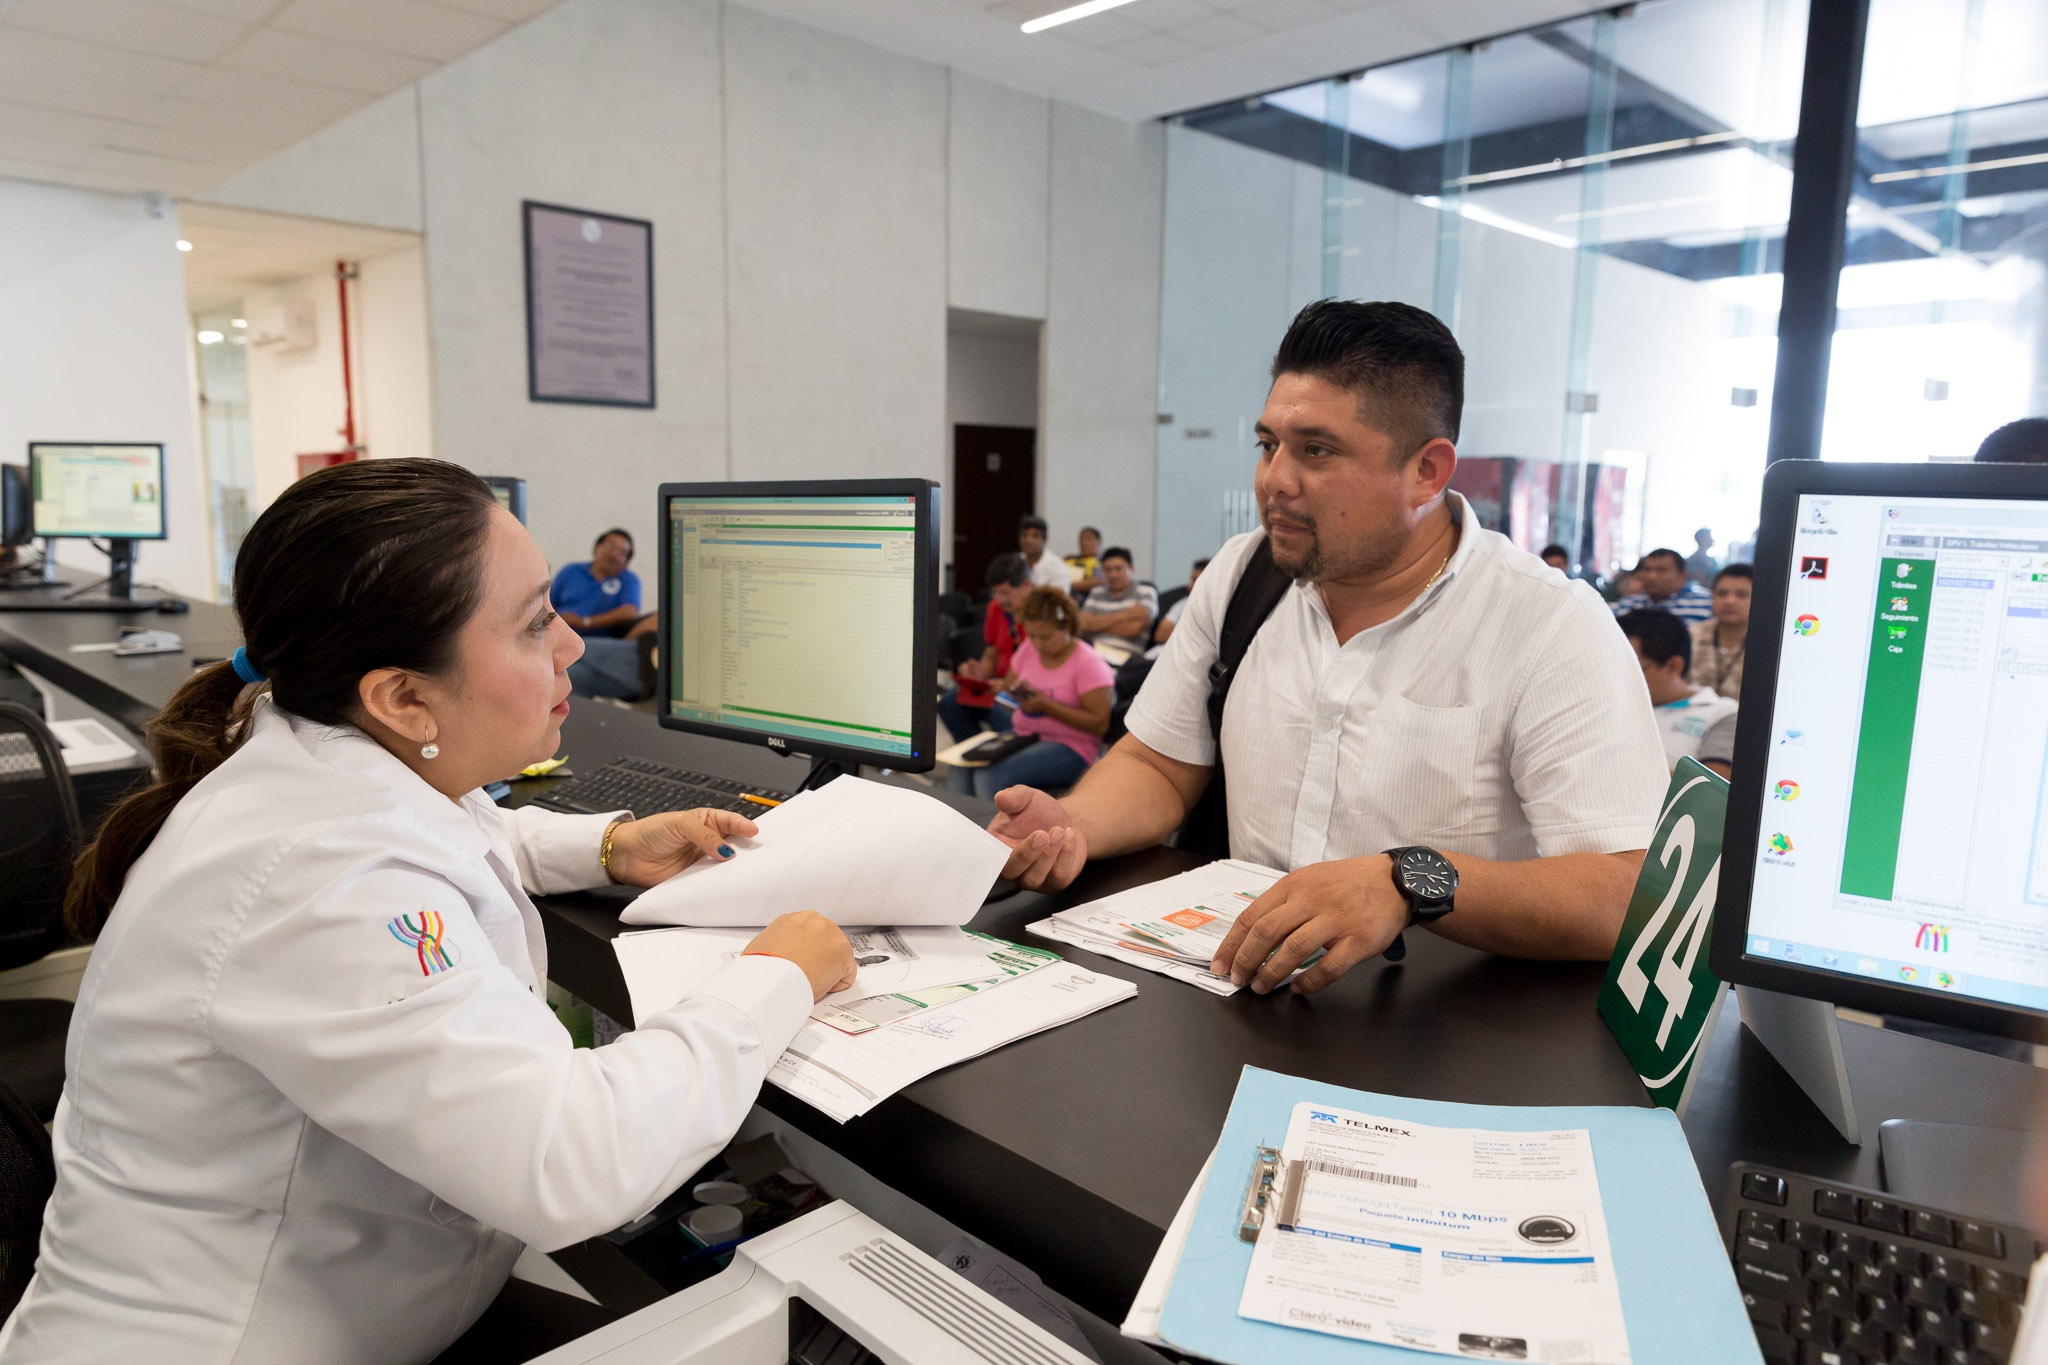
1,700,812,1365
1127,494,1667,870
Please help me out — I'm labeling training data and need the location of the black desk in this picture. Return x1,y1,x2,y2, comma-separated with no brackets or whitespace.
0,587,241,733
517,706,2048,1324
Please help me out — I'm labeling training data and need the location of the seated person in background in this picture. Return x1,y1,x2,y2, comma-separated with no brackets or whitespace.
988,299,1666,993
1619,608,1738,779
1612,547,1711,622
1017,514,1074,592
1151,557,1208,647
1690,563,1751,702
1077,547,1158,658
1539,543,1570,572
1975,416,2048,463
937,553,1029,743
963,588,1112,800
1066,525,1104,594
557,528,651,699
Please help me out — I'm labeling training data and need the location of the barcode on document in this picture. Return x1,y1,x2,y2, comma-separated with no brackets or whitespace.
1304,1160,1419,1188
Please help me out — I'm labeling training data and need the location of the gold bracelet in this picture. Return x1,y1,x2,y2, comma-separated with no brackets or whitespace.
599,817,630,883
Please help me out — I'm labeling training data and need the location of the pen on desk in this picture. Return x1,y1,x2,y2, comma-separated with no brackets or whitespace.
741,794,782,807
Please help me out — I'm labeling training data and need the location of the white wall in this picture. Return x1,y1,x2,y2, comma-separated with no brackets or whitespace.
946,330,1040,431
357,244,435,464
198,0,1166,581
202,87,424,235
0,181,214,599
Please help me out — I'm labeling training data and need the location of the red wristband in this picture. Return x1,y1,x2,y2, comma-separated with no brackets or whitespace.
740,951,787,961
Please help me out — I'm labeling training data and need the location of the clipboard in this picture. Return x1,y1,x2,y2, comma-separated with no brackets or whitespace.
1137,1065,1761,1364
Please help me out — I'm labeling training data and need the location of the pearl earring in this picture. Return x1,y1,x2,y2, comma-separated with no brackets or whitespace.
420,731,439,761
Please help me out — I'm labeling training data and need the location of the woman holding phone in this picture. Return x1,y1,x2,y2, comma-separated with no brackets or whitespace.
1,460,856,1364
972,588,1114,799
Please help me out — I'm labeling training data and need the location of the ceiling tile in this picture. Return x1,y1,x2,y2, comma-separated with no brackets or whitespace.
1175,12,1263,45
1108,30,1202,64
156,0,294,18
1231,0,1337,28
1122,0,1218,28
171,64,377,122
216,27,438,94
2,0,253,63
133,92,324,141
0,156,143,192
269,0,509,62
1040,12,1151,47
423,0,561,21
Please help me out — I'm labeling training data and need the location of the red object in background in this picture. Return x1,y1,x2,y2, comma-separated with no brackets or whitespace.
295,452,357,481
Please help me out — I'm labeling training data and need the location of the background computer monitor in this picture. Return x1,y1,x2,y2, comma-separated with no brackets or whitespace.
1,465,28,550
656,479,939,783
481,475,527,524
1712,458,2048,1046
28,443,167,600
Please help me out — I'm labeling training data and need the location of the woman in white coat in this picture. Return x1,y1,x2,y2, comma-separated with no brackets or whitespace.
0,459,858,1364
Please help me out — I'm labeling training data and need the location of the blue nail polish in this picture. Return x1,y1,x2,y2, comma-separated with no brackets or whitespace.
718,844,734,858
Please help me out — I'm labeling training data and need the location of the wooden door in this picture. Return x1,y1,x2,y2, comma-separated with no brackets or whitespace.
951,424,1036,593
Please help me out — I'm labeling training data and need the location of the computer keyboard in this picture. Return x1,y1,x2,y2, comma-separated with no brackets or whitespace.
531,756,793,819
1725,1162,2036,1364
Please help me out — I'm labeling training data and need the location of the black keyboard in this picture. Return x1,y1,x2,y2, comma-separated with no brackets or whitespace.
531,756,792,819
1725,1162,2036,1364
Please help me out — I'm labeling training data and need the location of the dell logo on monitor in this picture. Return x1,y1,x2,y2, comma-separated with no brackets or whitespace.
766,736,788,752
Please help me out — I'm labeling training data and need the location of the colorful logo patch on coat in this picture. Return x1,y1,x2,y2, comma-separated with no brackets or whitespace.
388,911,460,976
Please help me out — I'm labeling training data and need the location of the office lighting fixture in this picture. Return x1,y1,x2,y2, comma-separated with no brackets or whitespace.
176,239,192,252
1022,0,1144,34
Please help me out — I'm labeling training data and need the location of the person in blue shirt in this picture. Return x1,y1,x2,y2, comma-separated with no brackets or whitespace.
555,529,651,698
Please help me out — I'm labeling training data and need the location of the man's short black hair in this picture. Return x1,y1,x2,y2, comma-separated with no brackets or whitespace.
595,527,633,557
1270,299,1465,458
985,553,1029,589
1618,609,1692,673
1100,545,1133,567
1974,417,2048,464
1713,562,1753,586
1613,609,1695,671
1192,557,1210,571
1018,514,1048,535
1539,543,1569,560
1638,548,1685,572
1080,525,1101,537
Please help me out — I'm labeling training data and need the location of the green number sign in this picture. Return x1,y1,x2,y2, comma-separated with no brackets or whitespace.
1598,758,1731,1116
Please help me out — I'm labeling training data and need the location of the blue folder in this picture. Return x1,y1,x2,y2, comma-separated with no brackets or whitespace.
1154,1065,1760,1364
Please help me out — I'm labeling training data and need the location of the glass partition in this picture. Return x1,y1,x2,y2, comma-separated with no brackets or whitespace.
1161,0,1807,587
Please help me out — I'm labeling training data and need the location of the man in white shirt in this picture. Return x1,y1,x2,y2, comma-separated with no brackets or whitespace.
1078,547,1159,652
987,300,1666,994
1617,608,1739,779
1018,514,1075,592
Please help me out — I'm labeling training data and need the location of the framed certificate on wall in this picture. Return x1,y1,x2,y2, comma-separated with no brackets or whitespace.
523,200,655,407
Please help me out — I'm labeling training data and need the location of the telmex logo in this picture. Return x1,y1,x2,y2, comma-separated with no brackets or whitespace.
1310,1111,1340,1123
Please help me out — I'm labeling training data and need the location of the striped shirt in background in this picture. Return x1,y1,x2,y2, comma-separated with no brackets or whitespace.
1127,494,1668,872
1611,583,1713,623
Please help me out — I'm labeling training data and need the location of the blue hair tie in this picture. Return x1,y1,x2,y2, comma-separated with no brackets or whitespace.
230,646,266,685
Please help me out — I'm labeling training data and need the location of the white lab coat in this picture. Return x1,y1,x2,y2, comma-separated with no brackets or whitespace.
0,700,813,1364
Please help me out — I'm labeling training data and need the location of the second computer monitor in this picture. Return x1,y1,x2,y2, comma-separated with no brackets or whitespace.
28,443,167,541
1,465,28,549
481,475,527,524
656,479,939,776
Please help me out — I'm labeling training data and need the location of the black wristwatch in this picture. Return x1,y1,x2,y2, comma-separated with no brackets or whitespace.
1381,846,1458,962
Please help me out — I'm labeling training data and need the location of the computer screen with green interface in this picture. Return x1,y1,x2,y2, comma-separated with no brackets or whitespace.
1745,492,2048,1014
664,494,920,759
29,443,166,539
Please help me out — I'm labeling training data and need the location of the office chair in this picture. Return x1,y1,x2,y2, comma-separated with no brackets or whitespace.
0,702,80,1121
935,591,973,628
0,1072,54,1319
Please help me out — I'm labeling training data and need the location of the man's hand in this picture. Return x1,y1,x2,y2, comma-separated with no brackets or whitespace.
958,658,989,682
988,786,1089,890
1209,856,1407,995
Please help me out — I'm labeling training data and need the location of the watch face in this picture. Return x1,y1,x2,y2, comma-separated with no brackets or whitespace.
1397,848,1457,902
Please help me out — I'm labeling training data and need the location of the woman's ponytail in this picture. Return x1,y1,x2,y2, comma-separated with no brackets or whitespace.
65,661,258,940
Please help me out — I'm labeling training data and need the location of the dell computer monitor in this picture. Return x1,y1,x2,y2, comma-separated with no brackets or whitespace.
656,479,939,780
1,465,28,550
1712,459,2048,1045
28,442,167,599
481,475,527,524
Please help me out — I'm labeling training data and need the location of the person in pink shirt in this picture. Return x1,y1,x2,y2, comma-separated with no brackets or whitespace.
972,588,1114,799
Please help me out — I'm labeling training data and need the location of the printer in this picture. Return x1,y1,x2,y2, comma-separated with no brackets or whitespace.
531,1202,1097,1365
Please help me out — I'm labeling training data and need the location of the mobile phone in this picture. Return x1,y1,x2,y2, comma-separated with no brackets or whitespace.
994,691,1022,710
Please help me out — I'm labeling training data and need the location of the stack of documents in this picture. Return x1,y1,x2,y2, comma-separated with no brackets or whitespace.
1028,859,1286,996
1126,1066,1756,1364
615,923,1136,1124
619,776,1011,928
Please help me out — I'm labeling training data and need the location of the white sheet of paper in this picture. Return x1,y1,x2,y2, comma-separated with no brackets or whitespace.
48,717,138,769
1028,859,1286,996
1027,918,1240,997
1122,1144,1218,1346
618,777,1009,929
769,966,1137,1123
612,925,1038,1027
1237,1102,1632,1363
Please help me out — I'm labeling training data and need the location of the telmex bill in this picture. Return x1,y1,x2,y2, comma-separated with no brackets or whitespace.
1238,1102,1632,1363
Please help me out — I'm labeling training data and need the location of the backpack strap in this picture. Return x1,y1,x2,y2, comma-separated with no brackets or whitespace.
1176,536,1292,859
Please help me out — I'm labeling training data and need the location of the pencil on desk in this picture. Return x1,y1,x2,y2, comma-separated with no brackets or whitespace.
741,794,782,807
